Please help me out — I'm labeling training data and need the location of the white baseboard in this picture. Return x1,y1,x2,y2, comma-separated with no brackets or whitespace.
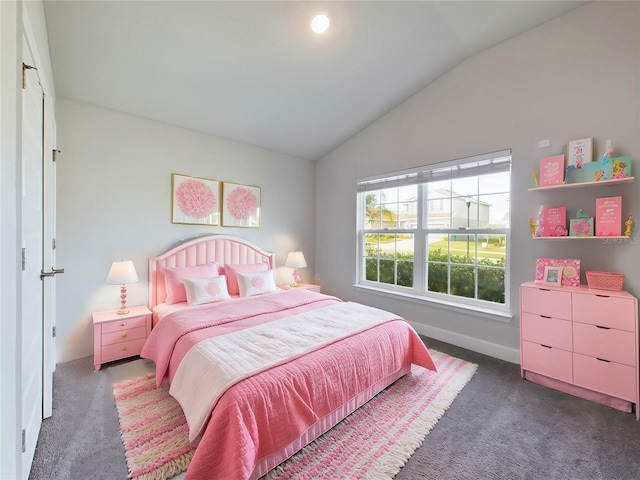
409,321,520,364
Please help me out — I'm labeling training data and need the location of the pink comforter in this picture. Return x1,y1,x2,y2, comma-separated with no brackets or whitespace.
141,290,436,480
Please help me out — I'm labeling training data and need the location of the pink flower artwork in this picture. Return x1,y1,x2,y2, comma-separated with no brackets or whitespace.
226,187,258,220
205,280,221,297
251,276,264,289
175,179,217,219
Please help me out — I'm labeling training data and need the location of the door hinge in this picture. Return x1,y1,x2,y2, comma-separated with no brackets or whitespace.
21,429,26,453
52,238,56,250
21,248,26,271
22,63,37,89
52,326,56,338
52,149,60,162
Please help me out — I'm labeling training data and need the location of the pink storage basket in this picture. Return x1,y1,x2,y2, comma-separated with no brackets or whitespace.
586,271,625,291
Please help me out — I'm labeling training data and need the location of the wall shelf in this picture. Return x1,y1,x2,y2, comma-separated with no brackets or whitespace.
531,236,629,240
528,177,634,191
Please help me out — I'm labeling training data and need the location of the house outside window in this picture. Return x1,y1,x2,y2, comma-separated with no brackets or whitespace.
357,150,511,316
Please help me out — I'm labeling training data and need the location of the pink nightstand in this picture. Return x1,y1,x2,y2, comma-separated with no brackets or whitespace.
92,305,152,370
279,283,321,293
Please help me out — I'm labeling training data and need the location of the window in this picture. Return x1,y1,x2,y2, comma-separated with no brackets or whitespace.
357,150,511,315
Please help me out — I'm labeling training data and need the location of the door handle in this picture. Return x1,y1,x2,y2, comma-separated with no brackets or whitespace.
40,267,65,280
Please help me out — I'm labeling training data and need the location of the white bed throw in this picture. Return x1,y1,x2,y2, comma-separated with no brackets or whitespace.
170,301,401,440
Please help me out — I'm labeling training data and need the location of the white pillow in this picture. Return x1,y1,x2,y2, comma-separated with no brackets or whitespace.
163,262,220,304
236,270,278,298
183,275,230,306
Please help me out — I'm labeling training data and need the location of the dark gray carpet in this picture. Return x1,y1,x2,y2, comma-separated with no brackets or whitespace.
29,338,640,480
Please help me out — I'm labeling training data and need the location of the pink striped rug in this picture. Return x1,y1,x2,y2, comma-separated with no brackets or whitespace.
113,350,477,480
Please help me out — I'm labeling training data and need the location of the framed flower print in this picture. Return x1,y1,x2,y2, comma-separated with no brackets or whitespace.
222,182,261,228
171,173,220,226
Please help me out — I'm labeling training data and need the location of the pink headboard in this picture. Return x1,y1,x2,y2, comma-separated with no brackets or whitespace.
149,235,274,309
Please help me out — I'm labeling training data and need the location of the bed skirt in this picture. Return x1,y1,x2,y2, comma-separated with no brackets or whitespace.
249,364,411,480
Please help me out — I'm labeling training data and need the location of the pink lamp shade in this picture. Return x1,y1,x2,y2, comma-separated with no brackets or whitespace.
106,260,139,315
285,251,306,287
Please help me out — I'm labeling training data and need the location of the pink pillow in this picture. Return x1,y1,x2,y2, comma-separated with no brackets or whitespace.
225,262,270,295
163,263,219,304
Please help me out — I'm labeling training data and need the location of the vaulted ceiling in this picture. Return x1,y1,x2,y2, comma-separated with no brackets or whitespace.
44,1,584,160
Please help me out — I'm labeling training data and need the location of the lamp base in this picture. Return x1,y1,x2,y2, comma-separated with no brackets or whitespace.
290,268,302,288
117,285,129,315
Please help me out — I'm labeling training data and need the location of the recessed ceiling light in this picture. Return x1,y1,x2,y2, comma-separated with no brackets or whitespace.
311,13,330,34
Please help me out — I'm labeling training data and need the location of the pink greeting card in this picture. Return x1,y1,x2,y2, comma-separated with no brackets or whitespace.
542,206,567,236
595,196,622,236
535,258,581,286
539,155,565,187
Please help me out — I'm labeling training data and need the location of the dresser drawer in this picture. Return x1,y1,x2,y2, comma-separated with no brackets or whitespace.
521,313,572,351
520,286,572,320
102,315,148,334
573,353,636,402
572,293,636,332
102,326,147,346
522,340,573,383
101,337,146,364
573,322,636,367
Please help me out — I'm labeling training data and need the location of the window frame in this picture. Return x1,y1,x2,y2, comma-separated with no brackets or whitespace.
356,150,512,319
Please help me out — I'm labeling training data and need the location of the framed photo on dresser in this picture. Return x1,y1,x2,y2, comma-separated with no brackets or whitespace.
543,266,563,286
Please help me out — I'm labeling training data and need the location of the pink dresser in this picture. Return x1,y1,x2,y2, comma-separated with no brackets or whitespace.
520,281,639,419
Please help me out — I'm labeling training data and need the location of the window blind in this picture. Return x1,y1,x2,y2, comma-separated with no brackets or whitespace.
357,149,511,192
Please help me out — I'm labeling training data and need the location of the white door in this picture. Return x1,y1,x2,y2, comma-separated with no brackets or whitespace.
21,36,44,477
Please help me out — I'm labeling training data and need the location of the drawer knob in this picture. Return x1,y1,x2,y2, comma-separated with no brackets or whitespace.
121,333,128,338
122,346,128,352
121,322,127,327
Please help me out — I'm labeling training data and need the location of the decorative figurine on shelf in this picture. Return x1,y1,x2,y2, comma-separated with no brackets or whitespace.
529,218,536,238
534,205,545,237
555,225,568,236
625,215,633,237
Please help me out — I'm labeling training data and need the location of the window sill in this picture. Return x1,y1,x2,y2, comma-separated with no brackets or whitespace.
353,284,513,323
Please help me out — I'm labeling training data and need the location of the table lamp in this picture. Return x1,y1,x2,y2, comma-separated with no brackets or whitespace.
285,251,306,287
106,260,139,314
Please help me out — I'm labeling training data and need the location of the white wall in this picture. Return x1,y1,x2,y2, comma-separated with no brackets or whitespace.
315,1,640,362
55,99,316,362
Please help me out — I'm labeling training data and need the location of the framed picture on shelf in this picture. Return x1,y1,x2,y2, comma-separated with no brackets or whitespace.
543,266,563,286
222,182,261,228
539,154,565,187
171,173,220,226
567,137,593,168
595,196,622,236
569,218,594,237
535,258,580,286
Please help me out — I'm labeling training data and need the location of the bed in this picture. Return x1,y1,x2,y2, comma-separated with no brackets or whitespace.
141,234,436,480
